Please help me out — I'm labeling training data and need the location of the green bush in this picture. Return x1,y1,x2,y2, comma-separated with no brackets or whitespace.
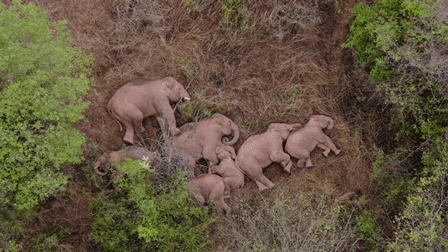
343,0,448,250
218,193,359,251
91,150,210,251
0,0,93,246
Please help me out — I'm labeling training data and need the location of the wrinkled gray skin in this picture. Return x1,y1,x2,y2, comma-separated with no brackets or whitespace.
285,114,341,169
210,146,244,198
107,77,191,144
187,174,231,214
94,147,154,191
173,113,240,178
235,123,301,192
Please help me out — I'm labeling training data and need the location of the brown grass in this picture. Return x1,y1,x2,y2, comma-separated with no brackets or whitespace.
14,0,381,250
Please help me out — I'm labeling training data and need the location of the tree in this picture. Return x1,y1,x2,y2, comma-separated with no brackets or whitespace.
0,0,93,247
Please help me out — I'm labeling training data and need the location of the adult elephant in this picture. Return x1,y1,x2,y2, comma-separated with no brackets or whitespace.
235,123,301,192
285,114,341,169
173,113,239,178
107,77,191,144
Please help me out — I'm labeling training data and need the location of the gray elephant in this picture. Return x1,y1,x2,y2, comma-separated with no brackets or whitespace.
210,146,245,198
235,123,301,192
173,113,240,178
187,174,231,214
107,77,191,144
94,146,154,191
285,114,341,169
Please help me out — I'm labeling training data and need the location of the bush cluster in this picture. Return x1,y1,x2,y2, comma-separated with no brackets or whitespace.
0,0,92,249
343,0,448,250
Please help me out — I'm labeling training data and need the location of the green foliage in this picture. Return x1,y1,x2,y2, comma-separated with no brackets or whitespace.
91,158,210,251
180,91,213,118
0,0,93,246
343,0,448,140
386,135,448,251
220,0,251,31
219,193,358,251
344,0,448,250
353,202,381,249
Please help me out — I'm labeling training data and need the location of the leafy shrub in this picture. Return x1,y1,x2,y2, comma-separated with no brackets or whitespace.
218,193,359,251
91,141,210,251
0,0,93,247
343,0,448,250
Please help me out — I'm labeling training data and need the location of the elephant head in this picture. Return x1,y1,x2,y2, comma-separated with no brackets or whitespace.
209,113,240,145
163,77,191,103
309,114,334,130
268,123,302,140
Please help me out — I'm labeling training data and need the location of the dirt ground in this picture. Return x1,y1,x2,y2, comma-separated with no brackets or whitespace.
15,0,381,250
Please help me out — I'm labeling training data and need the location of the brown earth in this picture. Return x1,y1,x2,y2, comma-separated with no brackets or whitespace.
17,0,381,250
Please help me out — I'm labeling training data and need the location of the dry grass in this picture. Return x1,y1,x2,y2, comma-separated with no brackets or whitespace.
12,0,382,250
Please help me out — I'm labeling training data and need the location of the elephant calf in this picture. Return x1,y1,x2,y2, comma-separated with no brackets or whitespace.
285,114,341,169
210,147,244,198
235,123,301,192
94,146,155,191
187,174,231,214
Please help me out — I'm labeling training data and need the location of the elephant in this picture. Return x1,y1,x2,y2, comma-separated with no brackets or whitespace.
235,123,302,192
172,113,240,178
94,146,155,191
285,114,341,169
187,174,231,214
107,77,191,144
209,146,245,198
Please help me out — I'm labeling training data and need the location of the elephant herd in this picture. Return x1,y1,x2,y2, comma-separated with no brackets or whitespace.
95,77,341,214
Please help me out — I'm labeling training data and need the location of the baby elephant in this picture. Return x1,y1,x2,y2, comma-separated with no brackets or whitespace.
285,114,341,169
187,174,231,214
210,147,244,198
94,146,154,191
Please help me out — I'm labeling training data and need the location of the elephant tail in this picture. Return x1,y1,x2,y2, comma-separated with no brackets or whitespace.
94,161,108,176
234,160,246,176
107,107,123,131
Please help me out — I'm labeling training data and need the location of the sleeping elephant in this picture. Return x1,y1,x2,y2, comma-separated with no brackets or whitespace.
107,77,191,144
285,114,341,169
94,146,155,191
173,113,240,178
235,123,301,192
210,146,245,198
187,174,231,214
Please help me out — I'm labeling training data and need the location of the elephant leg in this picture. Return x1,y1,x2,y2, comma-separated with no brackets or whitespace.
270,151,292,174
214,198,231,214
203,146,220,167
256,175,275,192
317,143,331,157
185,155,196,178
223,178,231,198
305,157,314,169
297,158,307,167
122,121,135,144
323,136,341,156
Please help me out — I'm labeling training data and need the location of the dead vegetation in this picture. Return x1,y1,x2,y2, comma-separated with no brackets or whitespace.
14,0,380,250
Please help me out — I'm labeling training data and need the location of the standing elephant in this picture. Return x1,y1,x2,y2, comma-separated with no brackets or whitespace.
94,146,155,191
235,123,301,192
210,146,245,198
107,77,191,144
187,174,231,214
285,114,341,169
173,113,239,178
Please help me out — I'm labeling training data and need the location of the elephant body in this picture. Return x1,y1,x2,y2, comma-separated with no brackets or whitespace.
210,147,244,198
187,174,231,214
235,123,301,192
172,113,239,178
94,146,155,191
107,77,190,144
285,114,341,168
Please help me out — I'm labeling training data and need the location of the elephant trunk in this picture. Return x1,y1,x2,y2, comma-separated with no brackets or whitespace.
94,155,108,176
222,120,239,145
